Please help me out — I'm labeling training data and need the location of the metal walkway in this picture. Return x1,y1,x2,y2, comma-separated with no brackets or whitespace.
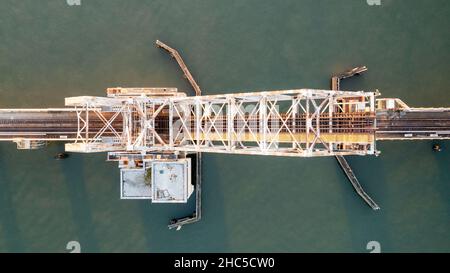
335,155,380,210
156,40,202,96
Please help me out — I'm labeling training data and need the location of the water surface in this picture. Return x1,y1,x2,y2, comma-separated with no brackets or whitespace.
0,0,449,252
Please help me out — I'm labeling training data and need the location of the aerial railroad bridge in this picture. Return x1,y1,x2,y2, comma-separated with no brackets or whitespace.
1,41,449,228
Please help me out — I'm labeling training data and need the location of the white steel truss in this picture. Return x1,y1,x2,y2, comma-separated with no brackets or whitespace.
65,89,378,157
65,96,128,152
163,89,377,156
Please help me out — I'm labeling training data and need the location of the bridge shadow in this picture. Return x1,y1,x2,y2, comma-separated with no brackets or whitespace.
0,145,25,252
58,146,100,252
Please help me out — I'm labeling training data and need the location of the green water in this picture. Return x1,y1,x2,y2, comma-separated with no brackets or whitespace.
0,0,449,252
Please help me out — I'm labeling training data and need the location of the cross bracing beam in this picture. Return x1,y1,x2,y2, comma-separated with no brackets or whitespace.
64,89,377,156
162,89,378,157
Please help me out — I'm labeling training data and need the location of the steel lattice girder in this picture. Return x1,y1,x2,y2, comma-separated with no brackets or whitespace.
66,89,378,156
162,89,377,157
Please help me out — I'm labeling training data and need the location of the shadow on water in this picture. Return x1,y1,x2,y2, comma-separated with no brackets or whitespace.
0,145,25,252
58,149,99,252
138,154,229,252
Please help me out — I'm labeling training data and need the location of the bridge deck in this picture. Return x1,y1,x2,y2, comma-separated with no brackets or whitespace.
0,110,122,140
1,108,449,142
376,109,450,140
